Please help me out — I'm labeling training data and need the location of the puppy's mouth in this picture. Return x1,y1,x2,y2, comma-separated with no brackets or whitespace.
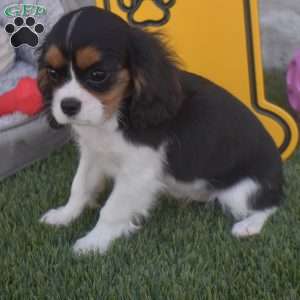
47,110,66,129
54,113,93,127
67,119,94,126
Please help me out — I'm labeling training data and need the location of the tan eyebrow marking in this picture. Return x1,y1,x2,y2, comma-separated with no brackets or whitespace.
45,46,66,69
76,47,102,70
91,69,130,118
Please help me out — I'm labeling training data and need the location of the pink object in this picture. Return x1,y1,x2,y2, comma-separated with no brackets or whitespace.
0,77,43,116
287,50,300,113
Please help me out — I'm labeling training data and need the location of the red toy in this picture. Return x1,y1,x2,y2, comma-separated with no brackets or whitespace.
0,77,43,116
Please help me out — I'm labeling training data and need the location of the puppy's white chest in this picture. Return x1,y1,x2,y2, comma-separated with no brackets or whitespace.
74,125,123,175
75,124,116,151
74,124,164,179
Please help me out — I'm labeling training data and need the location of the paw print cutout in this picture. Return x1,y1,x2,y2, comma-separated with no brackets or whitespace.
116,0,176,27
5,17,44,48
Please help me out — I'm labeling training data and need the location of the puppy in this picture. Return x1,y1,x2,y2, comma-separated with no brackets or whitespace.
38,7,283,254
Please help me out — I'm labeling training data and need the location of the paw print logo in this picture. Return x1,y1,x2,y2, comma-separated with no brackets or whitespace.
107,0,176,27
5,16,44,48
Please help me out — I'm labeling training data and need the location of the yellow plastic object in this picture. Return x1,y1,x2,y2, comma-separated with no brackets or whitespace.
96,0,299,160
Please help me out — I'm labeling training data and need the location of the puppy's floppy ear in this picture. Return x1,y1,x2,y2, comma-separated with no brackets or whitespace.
128,28,182,128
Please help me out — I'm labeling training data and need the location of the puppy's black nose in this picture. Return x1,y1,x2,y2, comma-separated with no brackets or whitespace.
61,98,81,116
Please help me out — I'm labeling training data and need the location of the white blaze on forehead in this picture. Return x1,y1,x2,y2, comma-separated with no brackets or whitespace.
66,11,82,49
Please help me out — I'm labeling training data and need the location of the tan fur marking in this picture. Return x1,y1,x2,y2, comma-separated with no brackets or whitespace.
45,46,66,69
92,69,130,118
76,47,102,70
37,69,48,93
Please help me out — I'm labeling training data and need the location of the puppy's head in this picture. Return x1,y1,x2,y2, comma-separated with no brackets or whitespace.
38,7,181,129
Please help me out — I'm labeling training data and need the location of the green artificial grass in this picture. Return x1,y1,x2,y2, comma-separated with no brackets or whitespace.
264,69,290,111
0,143,300,300
264,69,300,125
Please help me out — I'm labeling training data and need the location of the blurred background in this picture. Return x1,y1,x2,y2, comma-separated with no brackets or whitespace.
260,0,300,113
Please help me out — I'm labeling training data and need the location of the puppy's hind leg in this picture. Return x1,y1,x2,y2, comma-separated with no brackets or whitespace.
217,178,280,237
231,208,277,237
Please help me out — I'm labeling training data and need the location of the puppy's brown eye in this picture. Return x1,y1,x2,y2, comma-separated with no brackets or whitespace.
47,68,59,81
89,70,108,83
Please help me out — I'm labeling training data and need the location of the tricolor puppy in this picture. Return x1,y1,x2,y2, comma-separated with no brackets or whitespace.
38,7,283,254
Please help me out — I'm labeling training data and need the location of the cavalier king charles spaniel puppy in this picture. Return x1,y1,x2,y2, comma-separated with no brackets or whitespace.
38,7,283,254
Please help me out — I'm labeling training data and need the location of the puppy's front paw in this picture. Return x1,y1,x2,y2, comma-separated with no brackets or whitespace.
231,218,262,237
40,206,77,226
72,221,136,255
73,234,110,255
